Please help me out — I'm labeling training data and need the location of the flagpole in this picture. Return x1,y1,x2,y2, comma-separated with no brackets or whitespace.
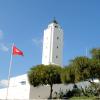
6,43,14,100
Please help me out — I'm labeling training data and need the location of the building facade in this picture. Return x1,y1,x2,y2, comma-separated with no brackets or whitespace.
0,74,30,100
42,20,63,66
0,74,71,99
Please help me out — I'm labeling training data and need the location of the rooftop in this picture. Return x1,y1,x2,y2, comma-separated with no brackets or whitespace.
52,19,58,24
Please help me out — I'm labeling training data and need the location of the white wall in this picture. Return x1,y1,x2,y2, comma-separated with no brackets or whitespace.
51,24,63,66
0,74,30,100
42,26,52,65
29,84,69,99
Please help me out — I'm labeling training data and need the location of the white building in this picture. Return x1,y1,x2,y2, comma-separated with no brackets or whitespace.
42,20,63,66
0,74,50,99
0,74,70,99
0,74,30,100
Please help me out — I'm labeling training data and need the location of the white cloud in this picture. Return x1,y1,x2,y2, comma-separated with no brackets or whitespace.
0,43,9,52
0,80,8,87
32,38,43,46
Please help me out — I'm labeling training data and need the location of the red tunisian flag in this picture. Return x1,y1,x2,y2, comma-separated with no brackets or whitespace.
12,45,24,56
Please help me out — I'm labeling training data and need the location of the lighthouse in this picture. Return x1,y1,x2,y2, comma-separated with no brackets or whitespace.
42,20,63,66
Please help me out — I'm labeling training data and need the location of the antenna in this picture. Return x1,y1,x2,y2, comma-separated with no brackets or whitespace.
52,17,58,24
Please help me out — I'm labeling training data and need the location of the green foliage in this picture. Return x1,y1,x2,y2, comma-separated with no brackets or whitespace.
90,48,100,60
28,64,62,99
44,64,62,85
61,66,75,84
70,96,96,100
88,59,100,80
63,56,100,84
28,64,46,86
28,64,62,86
70,56,90,82
63,56,90,84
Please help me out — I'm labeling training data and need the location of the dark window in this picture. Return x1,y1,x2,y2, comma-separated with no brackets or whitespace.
57,46,58,48
57,37,59,40
56,56,58,58
20,81,26,85
55,26,58,28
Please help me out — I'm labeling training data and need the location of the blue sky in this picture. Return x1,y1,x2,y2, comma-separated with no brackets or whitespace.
0,0,100,83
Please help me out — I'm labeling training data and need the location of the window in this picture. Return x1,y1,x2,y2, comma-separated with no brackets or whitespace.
57,37,59,40
55,26,58,28
20,81,26,85
56,56,58,58
57,46,58,48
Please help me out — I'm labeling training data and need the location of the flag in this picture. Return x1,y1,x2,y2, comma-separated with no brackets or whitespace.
12,45,24,56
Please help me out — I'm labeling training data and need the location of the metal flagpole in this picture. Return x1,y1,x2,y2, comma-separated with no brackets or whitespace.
6,43,14,100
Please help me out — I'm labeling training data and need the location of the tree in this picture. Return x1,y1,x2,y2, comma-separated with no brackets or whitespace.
90,48,100,60
64,56,100,84
28,64,62,99
61,66,75,84
88,48,100,83
63,56,90,85
88,59,100,81
70,56,90,82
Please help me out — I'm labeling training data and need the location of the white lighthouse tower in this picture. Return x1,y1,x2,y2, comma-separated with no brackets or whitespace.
42,20,63,66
